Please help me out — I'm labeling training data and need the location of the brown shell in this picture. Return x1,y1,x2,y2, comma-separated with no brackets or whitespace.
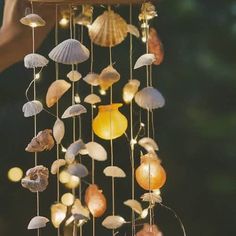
25,129,55,152
21,165,49,192
85,184,107,218
136,224,162,236
148,28,164,65
89,10,128,47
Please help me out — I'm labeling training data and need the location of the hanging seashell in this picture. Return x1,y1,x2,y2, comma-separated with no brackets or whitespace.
46,80,71,108
85,184,107,217
51,159,66,175
62,104,87,119
27,216,49,230
141,192,162,204
49,39,90,65
123,79,140,103
88,10,128,47
83,73,100,86
102,215,126,229
67,70,82,82
139,2,158,21
136,224,163,236
65,139,87,164
53,118,65,144
51,203,67,228
134,87,165,110
75,4,93,26
103,166,126,178
148,28,164,65
25,129,55,152
84,94,101,105
24,53,49,69
22,100,43,117
138,137,159,153
99,65,120,91
67,163,88,178
20,13,46,28
21,165,49,192
134,53,156,69
127,24,140,38
124,199,143,215
85,142,107,161
72,199,90,220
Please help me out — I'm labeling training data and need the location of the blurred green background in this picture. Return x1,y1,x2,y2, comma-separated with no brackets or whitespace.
0,0,235,236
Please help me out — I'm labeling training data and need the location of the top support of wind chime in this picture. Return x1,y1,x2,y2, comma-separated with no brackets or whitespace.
29,0,148,4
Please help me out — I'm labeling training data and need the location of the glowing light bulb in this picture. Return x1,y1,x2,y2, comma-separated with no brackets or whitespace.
74,93,81,103
8,167,23,182
140,122,145,127
35,73,40,80
61,145,67,153
99,89,106,96
61,193,74,206
59,17,69,27
30,22,37,28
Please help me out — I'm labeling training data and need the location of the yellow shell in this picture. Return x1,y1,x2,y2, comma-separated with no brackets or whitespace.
89,10,128,47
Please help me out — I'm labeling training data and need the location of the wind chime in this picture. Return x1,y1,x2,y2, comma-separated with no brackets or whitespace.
19,1,185,236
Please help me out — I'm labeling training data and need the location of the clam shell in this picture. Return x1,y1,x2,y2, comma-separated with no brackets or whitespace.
24,53,49,69
103,166,126,178
83,73,100,86
53,118,65,144
102,215,125,229
27,216,49,230
20,14,46,28
22,100,43,117
51,159,66,175
51,203,67,228
72,199,90,220
89,10,128,47
138,137,159,153
85,142,107,161
141,192,162,204
84,94,101,105
49,39,90,65
67,163,89,178
67,70,82,82
62,104,87,119
134,87,165,110
123,79,140,103
46,80,71,108
127,24,140,38
134,53,156,69
124,199,142,215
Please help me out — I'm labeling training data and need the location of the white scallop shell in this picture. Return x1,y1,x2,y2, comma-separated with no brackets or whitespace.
127,24,140,38
22,100,43,117
83,73,100,86
85,142,107,161
134,86,165,110
67,163,88,178
103,166,126,178
24,53,49,69
84,94,101,105
102,215,126,229
27,216,49,230
51,159,66,175
20,14,45,28
134,53,156,69
124,199,143,215
123,79,140,103
62,104,87,119
53,118,65,144
49,39,90,65
138,137,159,153
67,70,82,82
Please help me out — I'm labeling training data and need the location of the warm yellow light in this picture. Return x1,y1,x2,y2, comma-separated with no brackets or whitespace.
61,145,67,153
74,93,81,103
93,103,128,140
61,193,74,206
99,89,106,95
65,175,80,189
30,22,38,28
51,203,67,228
35,73,40,80
59,17,69,27
8,167,23,182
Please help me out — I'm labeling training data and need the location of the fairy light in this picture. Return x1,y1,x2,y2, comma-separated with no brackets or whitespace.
99,89,106,95
8,167,23,182
35,73,40,80
59,17,69,27
61,145,67,153
74,93,81,103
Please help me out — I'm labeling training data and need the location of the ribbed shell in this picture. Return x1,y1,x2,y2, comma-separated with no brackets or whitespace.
24,53,49,69
89,10,128,47
49,39,90,65
20,14,45,28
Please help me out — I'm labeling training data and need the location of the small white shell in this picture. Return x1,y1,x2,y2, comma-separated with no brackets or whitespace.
27,216,49,230
83,73,100,86
103,166,126,178
51,159,66,175
49,39,90,65
20,14,45,28
24,53,49,69
134,53,156,69
124,199,143,215
62,104,87,119
53,119,65,144
123,79,140,103
85,142,107,161
138,137,159,153
127,24,140,38
135,86,165,110
141,192,162,204
84,94,101,105
102,215,125,229
22,100,43,117
67,70,82,82
67,163,88,178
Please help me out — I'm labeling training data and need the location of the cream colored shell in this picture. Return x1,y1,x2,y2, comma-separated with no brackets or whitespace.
67,70,82,82
84,94,101,105
27,216,49,230
123,79,140,103
22,100,43,117
20,14,45,28
24,53,49,69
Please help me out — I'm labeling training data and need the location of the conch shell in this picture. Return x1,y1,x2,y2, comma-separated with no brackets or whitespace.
88,9,128,47
25,129,55,152
21,165,49,192
136,224,162,236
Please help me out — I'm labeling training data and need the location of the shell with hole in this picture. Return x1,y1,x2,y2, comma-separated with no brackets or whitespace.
123,79,140,103
24,53,49,69
27,216,49,230
102,215,126,229
85,142,107,161
22,100,43,117
138,137,159,153
134,53,156,69
84,94,101,105
53,118,65,144
85,184,107,217
49,39,90,65
20,13,45,28
67,70,82,82
67,163,89,178
99,65,120,91
134,87,165,110
51,159,66,175
103,166,126,178
62,104,87,119
88,10,128,47
83,73,100,86
46,80,71,108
